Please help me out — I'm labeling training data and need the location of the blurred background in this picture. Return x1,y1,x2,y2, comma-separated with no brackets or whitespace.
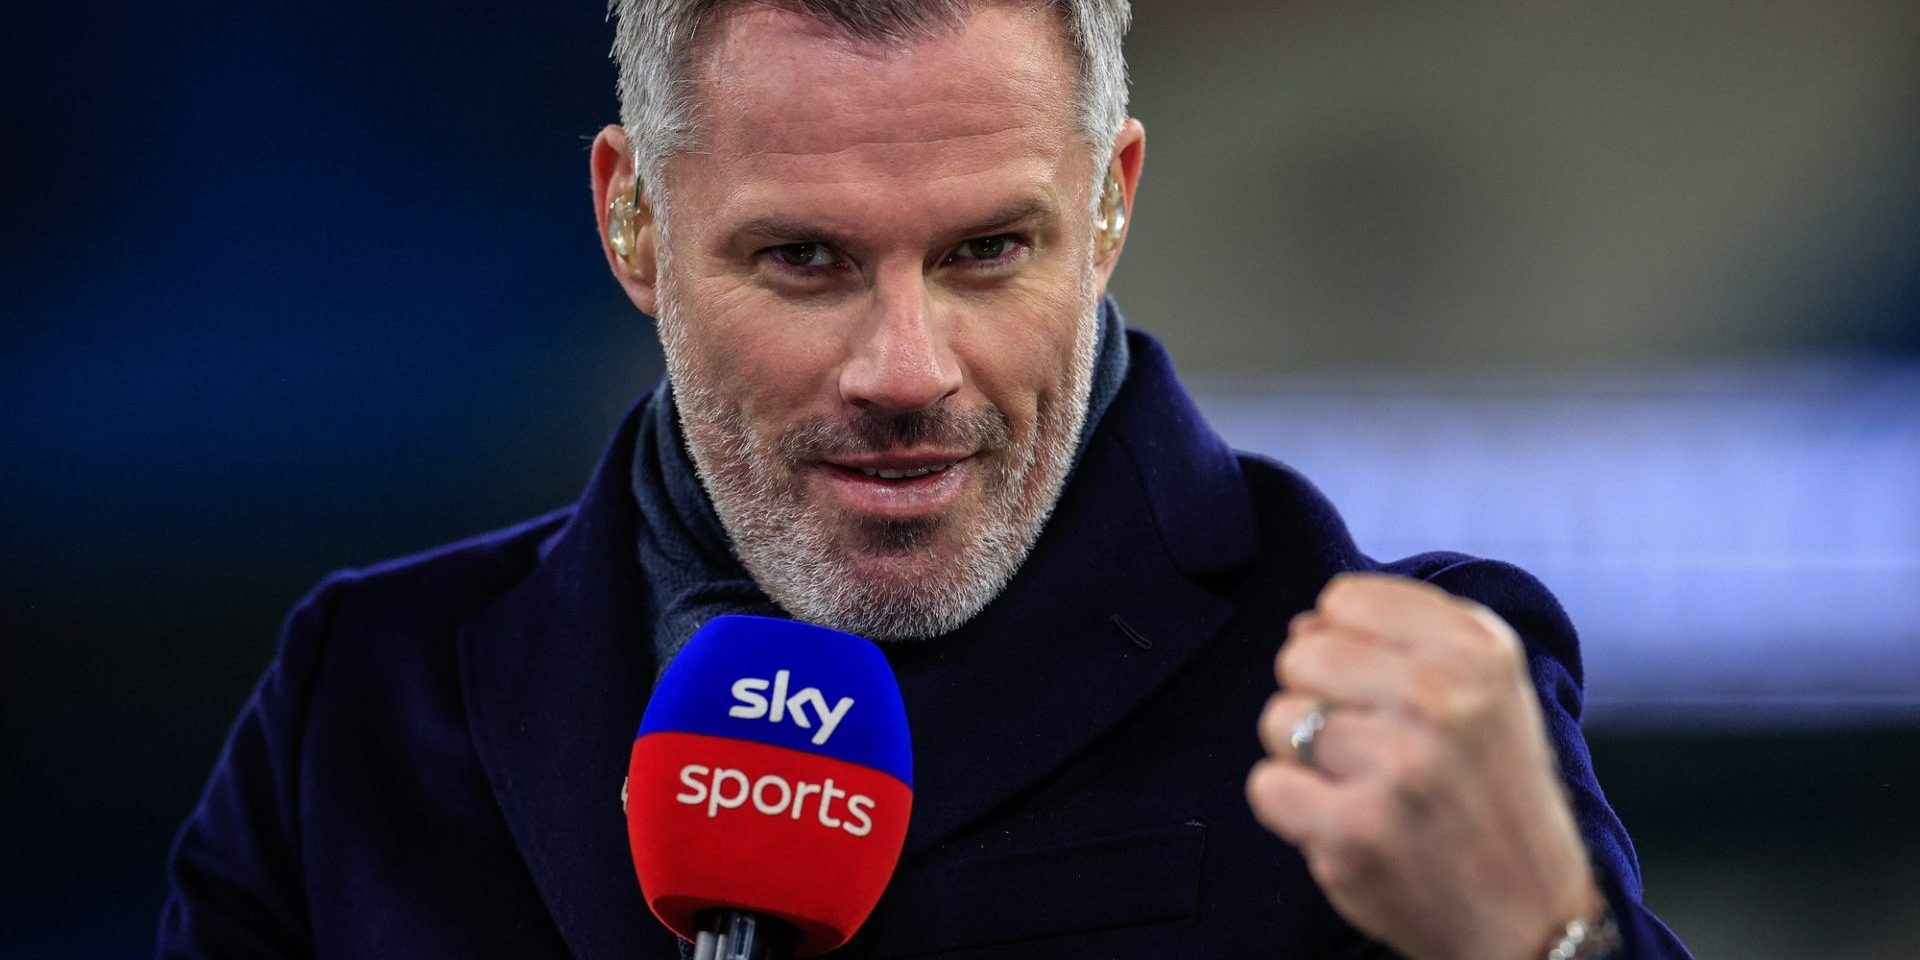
3,0,1916,956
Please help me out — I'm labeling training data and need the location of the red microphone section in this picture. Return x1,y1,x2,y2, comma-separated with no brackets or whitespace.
626,616,914,957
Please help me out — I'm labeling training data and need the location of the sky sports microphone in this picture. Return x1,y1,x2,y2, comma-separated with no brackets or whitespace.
626,615,913,959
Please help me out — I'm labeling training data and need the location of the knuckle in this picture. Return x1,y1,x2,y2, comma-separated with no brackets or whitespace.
1278,635,1327,687
1408,668,1490,736
1275,639,1304,683
1441,686,1490,732
1245,762,1285,814
1469,643,1525,692
1257,696,1290,751
1246,764,1306,842
1460,602,1527,669
1495,628,1528,675
1407,665,1483,731
1405,665,1453,722
1440,623,1524,697
1318,574,1371,620
1244,761,1275,806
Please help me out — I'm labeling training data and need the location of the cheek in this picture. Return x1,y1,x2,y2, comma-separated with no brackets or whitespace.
670,277,844,425
954,288,1091,429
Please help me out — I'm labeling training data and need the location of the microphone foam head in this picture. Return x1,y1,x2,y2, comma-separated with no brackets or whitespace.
626,615,913,956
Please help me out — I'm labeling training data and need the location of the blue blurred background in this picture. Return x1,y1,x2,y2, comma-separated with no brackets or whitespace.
3,1,1916,956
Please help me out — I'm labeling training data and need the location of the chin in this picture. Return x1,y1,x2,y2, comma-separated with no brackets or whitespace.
760,523,1026,642
840,548,949,586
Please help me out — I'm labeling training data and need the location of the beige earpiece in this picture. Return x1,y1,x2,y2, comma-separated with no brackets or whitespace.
607,190,638,262
1096,171,1127,256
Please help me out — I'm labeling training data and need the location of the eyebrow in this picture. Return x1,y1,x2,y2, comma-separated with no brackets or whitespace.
730,195,1056,251
949,196,1054,239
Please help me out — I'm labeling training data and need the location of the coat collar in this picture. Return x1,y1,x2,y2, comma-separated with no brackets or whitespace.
456,327,1257,956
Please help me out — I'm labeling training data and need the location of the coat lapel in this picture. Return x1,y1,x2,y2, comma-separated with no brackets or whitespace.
457,401,668,960
886,330,1260,862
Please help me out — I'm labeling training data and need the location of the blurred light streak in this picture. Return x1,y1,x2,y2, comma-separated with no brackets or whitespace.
1195,359,1920,731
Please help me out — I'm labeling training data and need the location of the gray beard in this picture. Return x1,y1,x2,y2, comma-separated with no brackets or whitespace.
657,292,1099,642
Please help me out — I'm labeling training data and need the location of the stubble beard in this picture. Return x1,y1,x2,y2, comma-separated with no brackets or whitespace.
656,278,1100,642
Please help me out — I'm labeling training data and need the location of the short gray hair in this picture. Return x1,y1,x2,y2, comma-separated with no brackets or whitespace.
607,0,1132,192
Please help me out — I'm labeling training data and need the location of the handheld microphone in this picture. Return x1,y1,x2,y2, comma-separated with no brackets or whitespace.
626,615,913,958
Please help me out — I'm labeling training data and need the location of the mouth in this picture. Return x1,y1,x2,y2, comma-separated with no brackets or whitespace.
845,462,956,480
814,452,976,520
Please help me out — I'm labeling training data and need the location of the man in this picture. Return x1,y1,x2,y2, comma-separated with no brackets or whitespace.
161,2,1691,958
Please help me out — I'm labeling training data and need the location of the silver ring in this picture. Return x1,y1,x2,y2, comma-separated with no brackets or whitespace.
1289,703,1330,768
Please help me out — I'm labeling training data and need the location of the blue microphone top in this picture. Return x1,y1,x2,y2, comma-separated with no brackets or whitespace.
638,615,913,787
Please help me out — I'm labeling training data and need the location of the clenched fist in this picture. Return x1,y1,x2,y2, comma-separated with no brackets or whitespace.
1246,573,1604,960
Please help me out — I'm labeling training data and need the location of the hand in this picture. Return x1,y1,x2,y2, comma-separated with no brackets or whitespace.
1245,573,1603,960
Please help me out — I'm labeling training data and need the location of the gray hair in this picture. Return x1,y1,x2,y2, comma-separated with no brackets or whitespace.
607,0,1132,198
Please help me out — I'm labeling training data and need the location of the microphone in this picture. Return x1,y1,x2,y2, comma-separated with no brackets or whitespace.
626,615,913,959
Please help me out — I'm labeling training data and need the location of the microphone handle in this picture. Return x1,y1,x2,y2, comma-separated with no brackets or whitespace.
692,909,797,960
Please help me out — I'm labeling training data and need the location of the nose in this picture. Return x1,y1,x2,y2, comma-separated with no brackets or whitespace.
837,273,963,414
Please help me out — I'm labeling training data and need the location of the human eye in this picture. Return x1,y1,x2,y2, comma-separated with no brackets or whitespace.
762,241,847,278
944,234,1027,270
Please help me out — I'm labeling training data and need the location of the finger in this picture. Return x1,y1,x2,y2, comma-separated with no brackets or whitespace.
1257,692,1334,759
1245,757,1344,847
1277,620,1416,711
1257,694,1398,781
1256,693,1316,759
1316,573,1488,654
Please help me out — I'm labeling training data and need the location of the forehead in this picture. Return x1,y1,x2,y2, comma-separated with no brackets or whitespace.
680,4,1084,201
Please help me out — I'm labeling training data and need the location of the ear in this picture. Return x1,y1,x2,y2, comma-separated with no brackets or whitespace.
591,124,662,317
1093,118,1146,291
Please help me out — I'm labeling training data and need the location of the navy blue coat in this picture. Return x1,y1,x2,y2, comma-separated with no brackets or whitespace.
160,330,1690,958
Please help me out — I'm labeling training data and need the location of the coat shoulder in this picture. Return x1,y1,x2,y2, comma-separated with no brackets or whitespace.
303,507,573,640
263,506,578,710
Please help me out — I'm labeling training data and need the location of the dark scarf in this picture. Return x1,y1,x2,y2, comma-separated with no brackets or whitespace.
632,295,1132,666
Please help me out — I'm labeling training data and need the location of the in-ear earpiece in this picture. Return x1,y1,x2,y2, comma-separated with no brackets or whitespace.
1096,171,1127,256
607,192,638,262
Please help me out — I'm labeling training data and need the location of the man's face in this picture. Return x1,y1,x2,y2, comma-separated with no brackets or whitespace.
610,6,1136,640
